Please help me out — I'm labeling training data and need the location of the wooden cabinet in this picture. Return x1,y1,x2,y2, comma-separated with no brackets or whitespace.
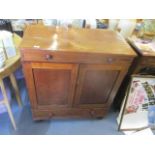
20,25,136,120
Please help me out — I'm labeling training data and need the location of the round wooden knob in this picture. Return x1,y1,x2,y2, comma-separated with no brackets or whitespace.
45,54,53,60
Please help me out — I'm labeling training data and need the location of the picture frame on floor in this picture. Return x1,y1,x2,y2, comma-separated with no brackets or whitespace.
117,75,155,131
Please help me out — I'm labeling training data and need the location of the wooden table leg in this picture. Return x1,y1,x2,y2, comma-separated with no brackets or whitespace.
0,79,17,130
10,73,22,107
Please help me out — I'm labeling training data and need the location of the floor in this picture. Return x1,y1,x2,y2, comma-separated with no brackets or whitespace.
0,79,135,135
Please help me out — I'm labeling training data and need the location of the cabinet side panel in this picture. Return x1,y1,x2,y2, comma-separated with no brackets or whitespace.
22,62,38,109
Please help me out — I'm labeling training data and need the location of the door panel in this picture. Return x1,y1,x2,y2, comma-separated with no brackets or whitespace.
79,70,119,104
74,64,124,108
32,63,78,108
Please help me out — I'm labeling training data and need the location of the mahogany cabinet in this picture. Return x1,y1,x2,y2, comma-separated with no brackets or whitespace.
20,25,136,120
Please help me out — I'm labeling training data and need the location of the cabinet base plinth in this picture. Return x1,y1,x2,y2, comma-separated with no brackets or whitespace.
31,108,108,120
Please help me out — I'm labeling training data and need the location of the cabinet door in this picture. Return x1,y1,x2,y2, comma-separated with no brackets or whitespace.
74,64,127,108
24,63,78,109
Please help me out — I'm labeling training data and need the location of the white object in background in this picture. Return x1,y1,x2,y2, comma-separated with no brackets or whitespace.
11,19,26,31
57,19,84,28
42,19,57,26
0,31,16,58
0,38,3,48
123,130,137,135
109,19,119,30
57,19,73,28
133,128,153,135
85,19,97,29
70,19,84,28
118,19,136,38
123,128,153,135
0,47,6,68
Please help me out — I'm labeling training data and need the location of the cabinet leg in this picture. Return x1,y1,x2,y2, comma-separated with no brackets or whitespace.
0,79,17,130
10,73,22,107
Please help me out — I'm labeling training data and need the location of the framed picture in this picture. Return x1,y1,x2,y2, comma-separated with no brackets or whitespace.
117,75,155,131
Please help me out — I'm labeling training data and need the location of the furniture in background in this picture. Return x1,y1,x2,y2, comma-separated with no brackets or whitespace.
20,25,136,120
0,54,22,130
127,37,155,74
114,36,155,110
0,79,11,114
0,34,22,130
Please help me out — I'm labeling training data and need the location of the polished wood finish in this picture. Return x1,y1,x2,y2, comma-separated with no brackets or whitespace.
20,25,136,56
74,64,124,108
32,63,78,108
20,25,136,120
32,108,108,120
21,49,133,64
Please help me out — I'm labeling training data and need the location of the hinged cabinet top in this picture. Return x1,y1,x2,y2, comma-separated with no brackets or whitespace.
20,25,136,56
